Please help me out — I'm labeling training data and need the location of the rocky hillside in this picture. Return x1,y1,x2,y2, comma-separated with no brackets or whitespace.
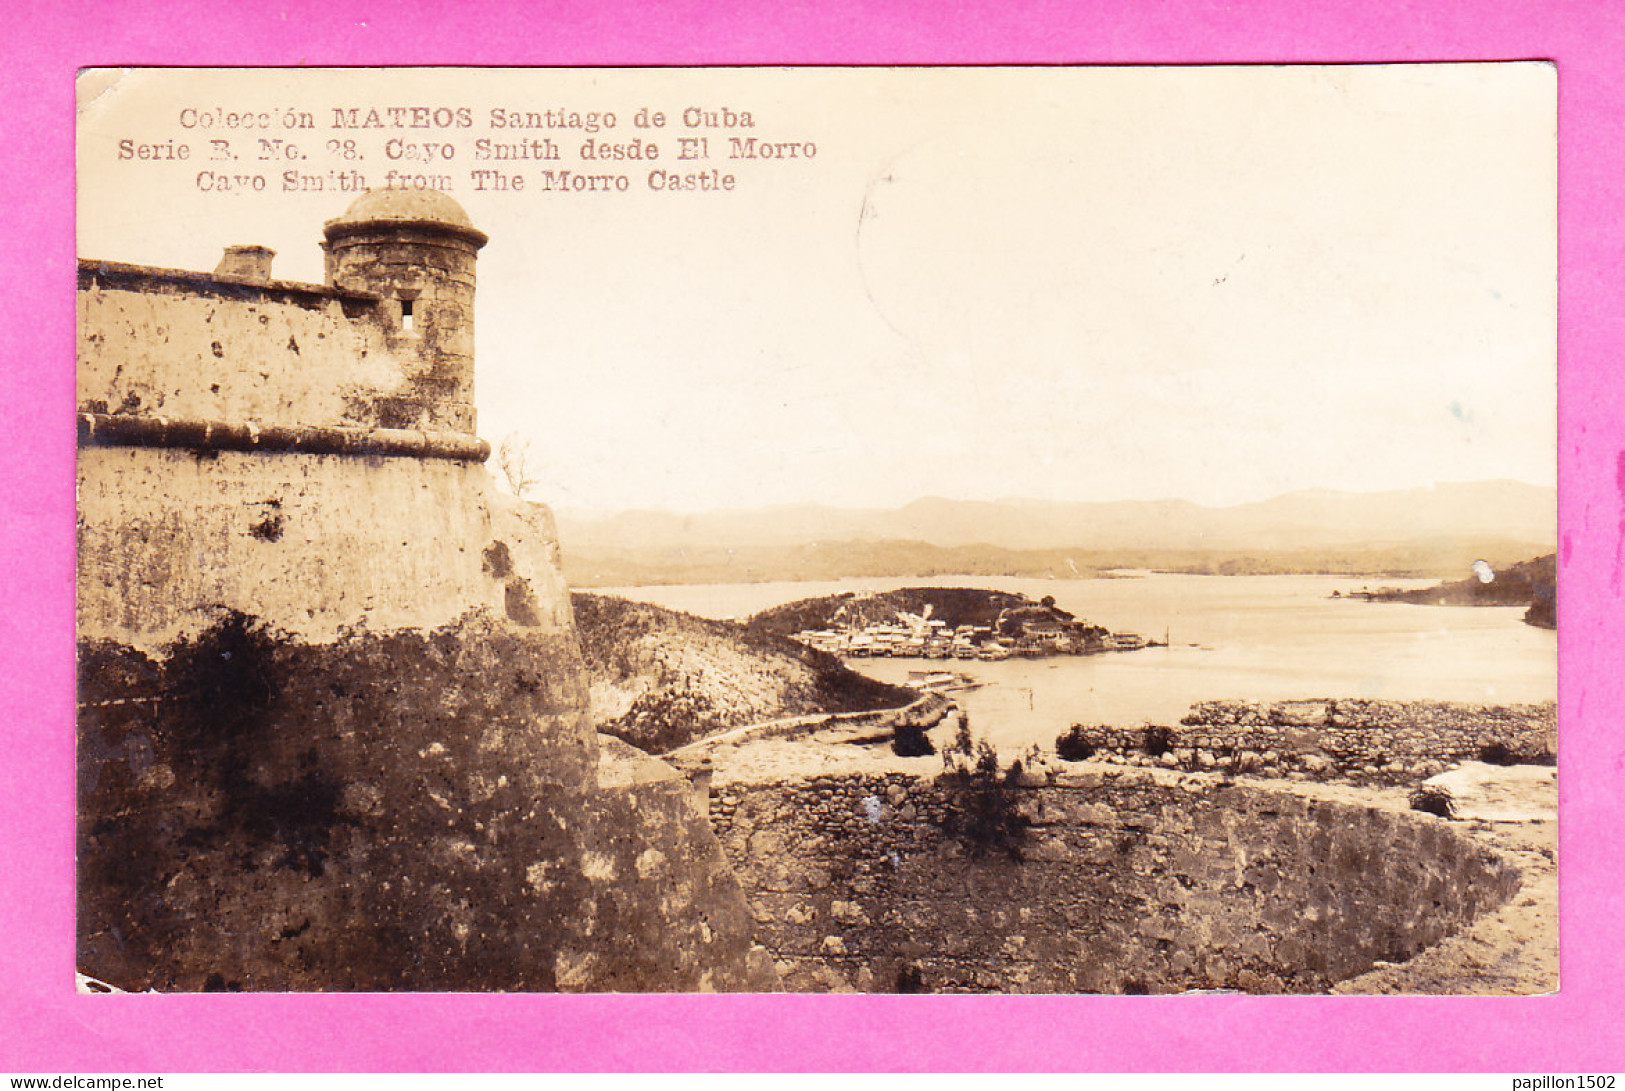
571,593,914,754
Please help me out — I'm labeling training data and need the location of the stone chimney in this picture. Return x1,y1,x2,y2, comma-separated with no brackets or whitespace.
215,245,276,282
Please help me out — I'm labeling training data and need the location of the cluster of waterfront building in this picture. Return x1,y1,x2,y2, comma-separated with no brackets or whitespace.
790,617,1150,661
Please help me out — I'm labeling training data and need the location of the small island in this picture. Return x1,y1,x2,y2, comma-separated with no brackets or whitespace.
749,586,1153,661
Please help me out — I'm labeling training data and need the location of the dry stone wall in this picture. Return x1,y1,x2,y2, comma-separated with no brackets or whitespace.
1067,699,1557,786
711,771,1520,993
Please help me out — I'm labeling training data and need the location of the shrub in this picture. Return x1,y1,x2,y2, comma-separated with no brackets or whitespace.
938,729,1031,861
895,965,927,993
1477,741,1556,767
1227,753,1261,776
892,720,935,757
1055,724,1097,762
944,716,975,765
1408,784,1456,818
1141,724,1175,757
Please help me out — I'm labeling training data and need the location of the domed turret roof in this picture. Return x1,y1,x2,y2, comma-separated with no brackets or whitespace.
324,189,486,246
334,187,473,227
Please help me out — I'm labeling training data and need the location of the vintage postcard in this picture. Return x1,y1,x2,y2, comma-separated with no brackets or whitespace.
75,65,1555,996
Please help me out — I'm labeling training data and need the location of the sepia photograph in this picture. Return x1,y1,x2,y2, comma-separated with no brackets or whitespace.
74,64,1556,996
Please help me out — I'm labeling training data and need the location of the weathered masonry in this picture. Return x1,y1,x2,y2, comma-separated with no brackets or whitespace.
712,771,1520,994
76,190,775,991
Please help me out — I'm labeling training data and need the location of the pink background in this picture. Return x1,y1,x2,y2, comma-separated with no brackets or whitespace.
6,0,1621,1072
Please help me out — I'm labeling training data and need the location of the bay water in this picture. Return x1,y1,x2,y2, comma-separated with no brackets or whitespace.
590,573,1557,755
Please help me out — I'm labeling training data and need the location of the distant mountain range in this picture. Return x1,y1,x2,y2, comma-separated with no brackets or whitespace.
553,481,1555,586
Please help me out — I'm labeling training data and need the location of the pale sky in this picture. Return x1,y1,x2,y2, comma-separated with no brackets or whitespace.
77,65,1556,512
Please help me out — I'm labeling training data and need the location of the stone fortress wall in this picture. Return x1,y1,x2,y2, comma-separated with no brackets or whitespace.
75,190,774,991
710,770,1521,994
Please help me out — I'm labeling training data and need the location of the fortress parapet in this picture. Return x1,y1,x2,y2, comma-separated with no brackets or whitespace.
79,187,486,443
75,190,503,649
